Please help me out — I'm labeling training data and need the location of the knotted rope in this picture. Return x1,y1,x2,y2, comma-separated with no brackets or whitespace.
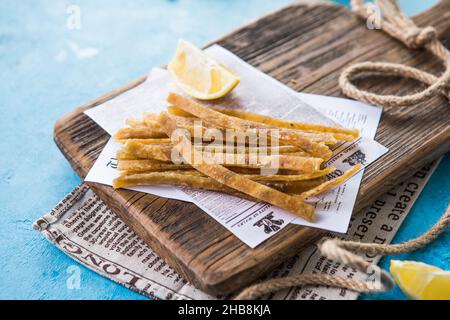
339,0,450,107
235,0,450,300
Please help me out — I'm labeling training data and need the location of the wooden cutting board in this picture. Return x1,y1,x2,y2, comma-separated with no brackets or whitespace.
54,1,450,295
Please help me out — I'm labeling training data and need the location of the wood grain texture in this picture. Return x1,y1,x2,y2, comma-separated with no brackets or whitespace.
54,1,450,295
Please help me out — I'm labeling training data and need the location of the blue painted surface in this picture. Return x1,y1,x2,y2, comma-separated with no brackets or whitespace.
0,0,446,300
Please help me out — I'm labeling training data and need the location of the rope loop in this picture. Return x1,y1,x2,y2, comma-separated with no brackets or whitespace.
340,0,450,107
339,61,450,107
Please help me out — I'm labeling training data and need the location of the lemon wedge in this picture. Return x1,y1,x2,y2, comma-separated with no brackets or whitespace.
168,40,240,100
390,260,450,300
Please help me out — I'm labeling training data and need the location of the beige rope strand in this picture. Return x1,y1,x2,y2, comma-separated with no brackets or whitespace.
339,0,450,107
234,204,450,300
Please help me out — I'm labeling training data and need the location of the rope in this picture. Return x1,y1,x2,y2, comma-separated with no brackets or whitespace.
339,0,450,107
235,204,450,300
235,1,450,299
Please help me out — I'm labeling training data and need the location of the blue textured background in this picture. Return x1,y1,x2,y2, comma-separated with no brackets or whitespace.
0,0,447,300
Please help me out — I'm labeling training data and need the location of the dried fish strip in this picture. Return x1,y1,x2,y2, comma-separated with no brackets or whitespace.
158,112,315,221
167,92,333,158
299,164,363,199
